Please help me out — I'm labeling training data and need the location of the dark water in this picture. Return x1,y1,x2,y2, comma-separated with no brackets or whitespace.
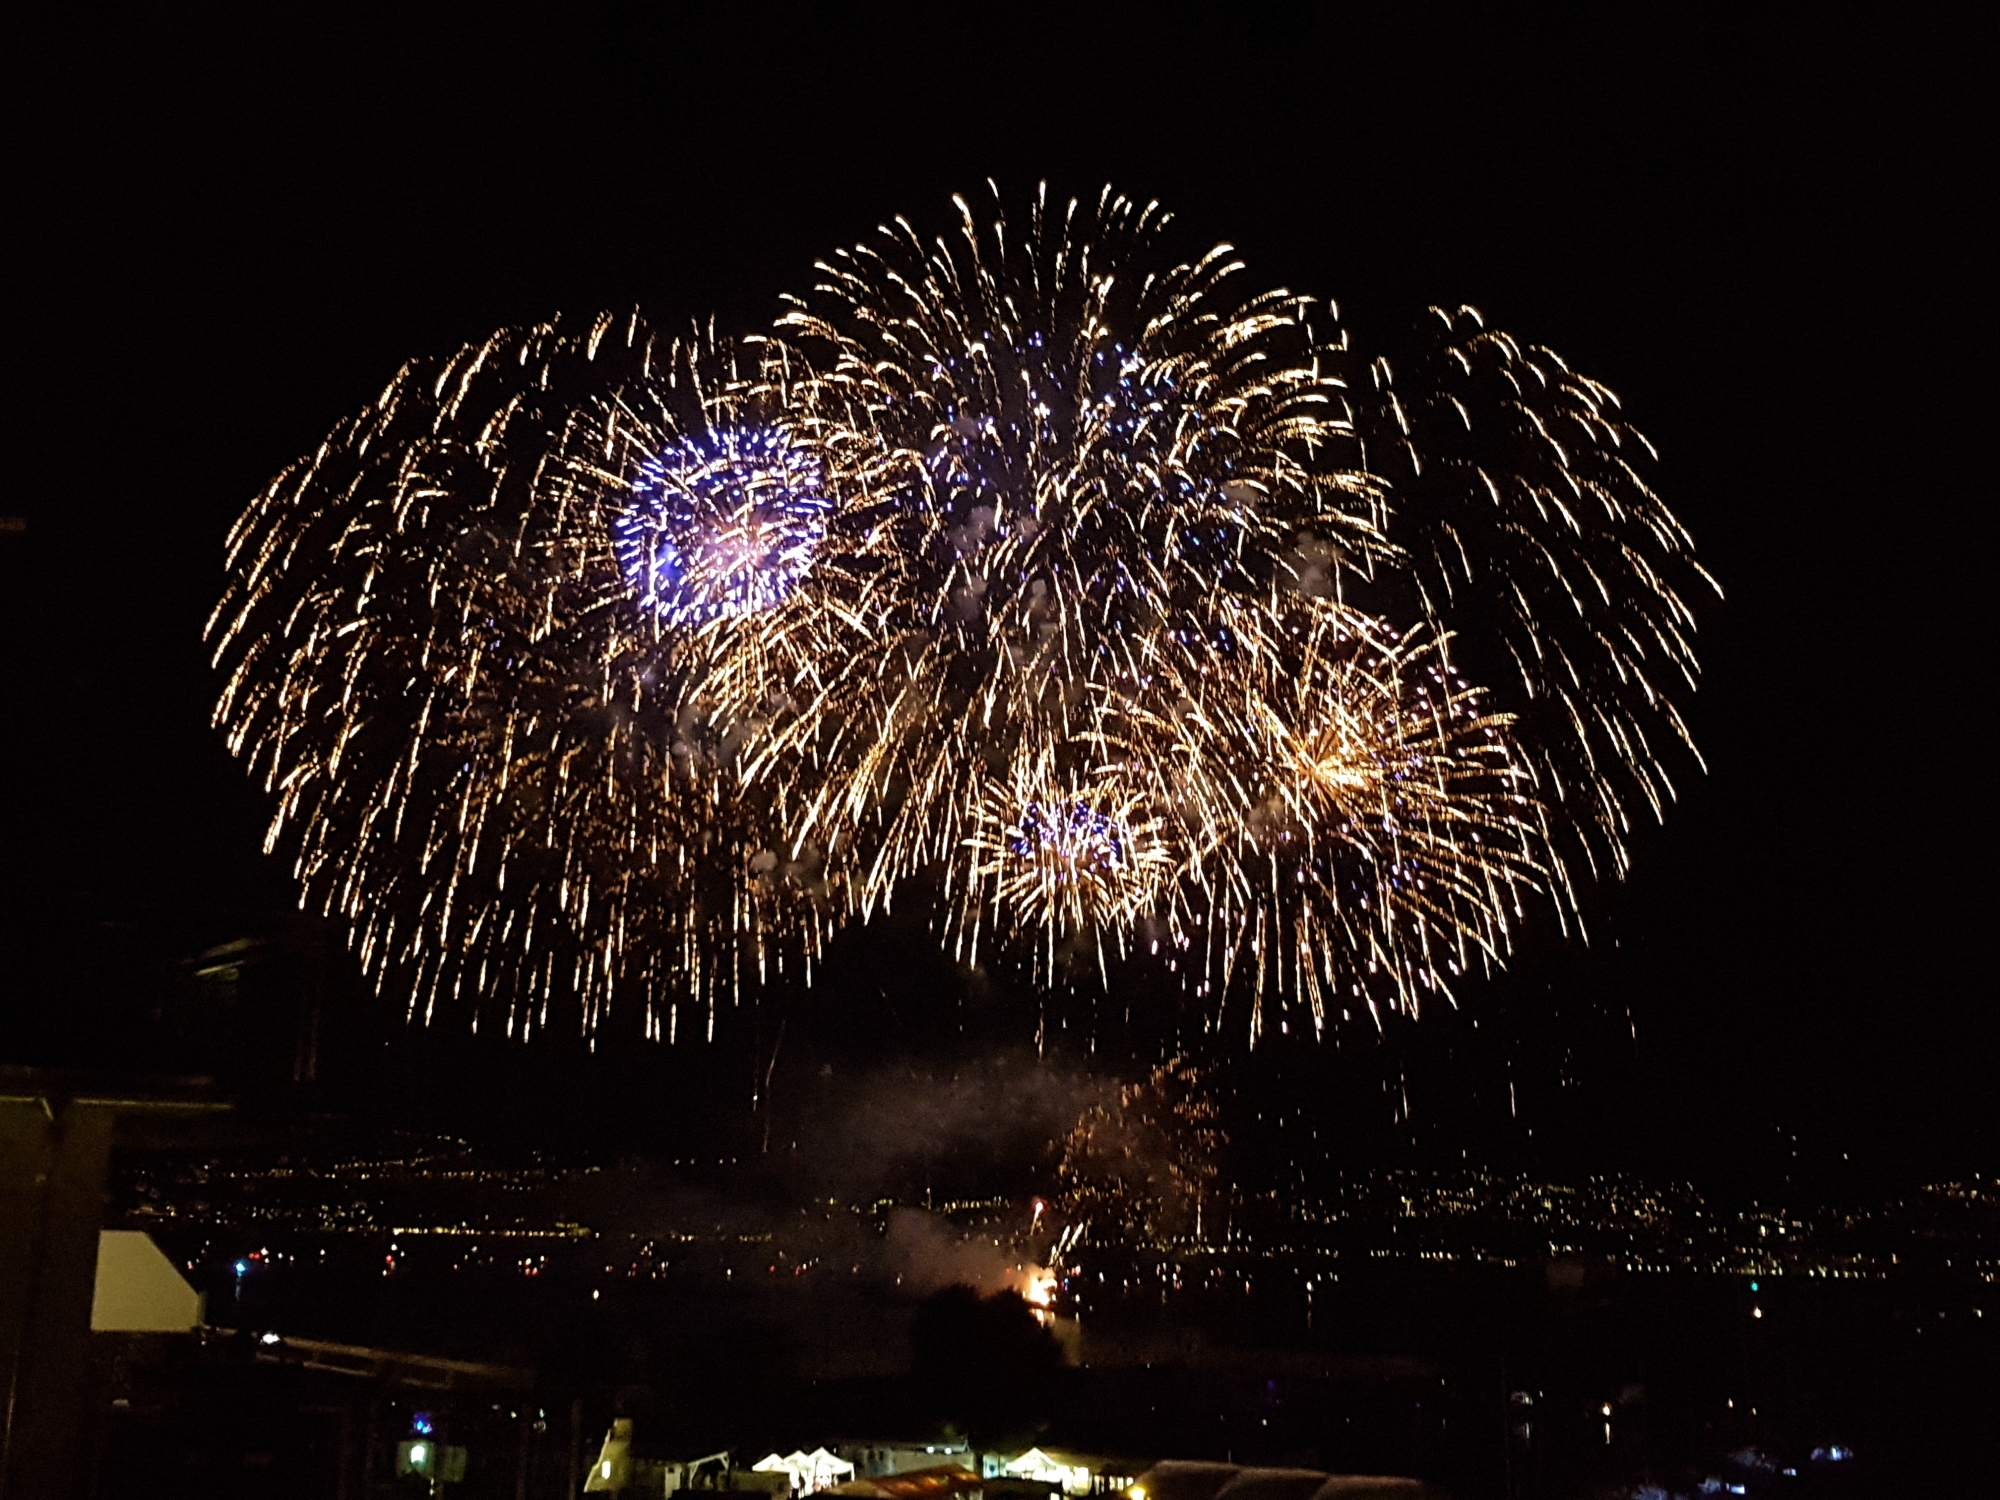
1059,1250,1991,1496
92,1227,1998,1498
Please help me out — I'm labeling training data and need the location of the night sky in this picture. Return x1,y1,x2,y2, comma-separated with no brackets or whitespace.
1,9,1987,1190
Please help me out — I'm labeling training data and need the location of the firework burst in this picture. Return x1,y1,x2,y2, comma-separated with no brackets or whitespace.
210,184,1714,1044
613,423,831,628
1106,608,1541,1037
210,317,836,1042
768,187,1389,975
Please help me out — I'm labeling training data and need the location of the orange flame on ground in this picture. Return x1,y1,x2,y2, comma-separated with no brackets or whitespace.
1003,1263,1057,1322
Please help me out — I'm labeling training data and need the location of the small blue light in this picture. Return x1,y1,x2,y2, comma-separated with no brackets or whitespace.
412,1412,434,1436
234,1260,249,1278
1749,1280,1759,1291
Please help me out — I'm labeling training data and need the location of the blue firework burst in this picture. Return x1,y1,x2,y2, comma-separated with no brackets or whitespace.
616,425,829,627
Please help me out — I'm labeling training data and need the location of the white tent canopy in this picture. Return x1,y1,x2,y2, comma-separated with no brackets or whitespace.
755,1449,857,1492
1005,1450,1093,1495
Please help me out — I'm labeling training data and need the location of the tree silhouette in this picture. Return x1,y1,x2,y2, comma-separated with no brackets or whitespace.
908,1285,1065,1463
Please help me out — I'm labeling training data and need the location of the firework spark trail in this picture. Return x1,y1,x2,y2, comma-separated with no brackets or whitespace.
1359,306,1722,910
1056,1055,1222,1244
209,184,1714,1045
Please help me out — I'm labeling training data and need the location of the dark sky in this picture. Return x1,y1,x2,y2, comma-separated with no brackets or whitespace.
1,7,1988,1188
